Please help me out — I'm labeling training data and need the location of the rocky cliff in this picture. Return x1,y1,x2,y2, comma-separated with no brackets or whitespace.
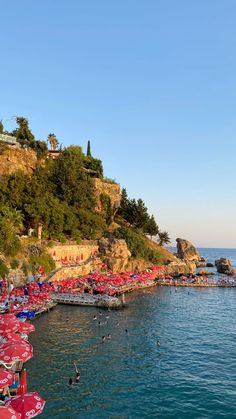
92,178,120,212
0,146,41,175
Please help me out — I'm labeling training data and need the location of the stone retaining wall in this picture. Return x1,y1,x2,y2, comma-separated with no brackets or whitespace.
48,244,99,267
50,264,93,281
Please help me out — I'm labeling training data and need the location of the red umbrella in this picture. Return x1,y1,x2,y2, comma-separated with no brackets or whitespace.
6,391,46,418
0,317,20,334
0,405,21,419
0,314,16,321
0,341,33,363
2,333,22,342
0,369,14,387
19,322,35,334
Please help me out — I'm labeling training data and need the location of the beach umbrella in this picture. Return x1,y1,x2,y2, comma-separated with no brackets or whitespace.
0,341,33,363
0,405,21,419
19,322,35,334
0,332,21,345
0,318,20,334
2,333,22,342
0,369,14,387
0,314,16,321
6,391,46,418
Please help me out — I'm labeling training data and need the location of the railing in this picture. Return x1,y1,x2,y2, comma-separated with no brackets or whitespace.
0,134,19,146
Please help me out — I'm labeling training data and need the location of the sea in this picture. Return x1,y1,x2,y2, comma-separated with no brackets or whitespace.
27,248,236,418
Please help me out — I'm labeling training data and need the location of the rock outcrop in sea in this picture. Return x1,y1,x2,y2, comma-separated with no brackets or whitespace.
176,238,201,262
215,258,235,276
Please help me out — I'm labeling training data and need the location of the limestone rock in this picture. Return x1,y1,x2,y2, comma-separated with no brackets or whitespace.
197,269,215,276
98,237,131,273
125,259,151,274
196,262,207,268
215,258,235,276
176,238,201,262
8,269,26,287
0,146,43,176
165,260,196,277
92,178,120,213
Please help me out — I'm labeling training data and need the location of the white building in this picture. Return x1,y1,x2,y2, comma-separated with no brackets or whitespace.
0,133,20,147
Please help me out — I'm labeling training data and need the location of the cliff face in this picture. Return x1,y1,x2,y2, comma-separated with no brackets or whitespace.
92,178,121,212
0,146,40,175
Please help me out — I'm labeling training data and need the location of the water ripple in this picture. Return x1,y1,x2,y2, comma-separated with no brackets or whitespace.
27,286,236,418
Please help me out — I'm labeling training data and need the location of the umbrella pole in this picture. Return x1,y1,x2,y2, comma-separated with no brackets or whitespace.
18,368,27,395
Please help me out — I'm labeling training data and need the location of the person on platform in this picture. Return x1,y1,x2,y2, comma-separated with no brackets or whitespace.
0,385,11,401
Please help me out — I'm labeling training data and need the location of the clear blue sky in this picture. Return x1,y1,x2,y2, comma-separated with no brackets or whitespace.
1,0,236,248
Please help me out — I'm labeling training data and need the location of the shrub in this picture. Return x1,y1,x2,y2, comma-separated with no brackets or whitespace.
29,254,56,274
112,227,162,264
100,193,113,225
58,234,66,244
0,219,21,256
22,261,29,277
10,259,19,269
0,259,9,278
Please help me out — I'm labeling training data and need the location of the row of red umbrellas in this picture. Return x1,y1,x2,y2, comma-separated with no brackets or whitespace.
0,313,46,418
52,265,165,295
0,315,35,336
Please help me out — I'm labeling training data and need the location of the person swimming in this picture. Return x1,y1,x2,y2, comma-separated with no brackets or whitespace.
156,340,161,346
107,333,111,339
102,336,106,343
93,315,97,320
74,362,80,383
125,329,128,333
69,377,72,385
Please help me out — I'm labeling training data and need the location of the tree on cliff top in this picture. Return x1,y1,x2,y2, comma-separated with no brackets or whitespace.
47,133,59,150
0,120,4,134
146,215,159,237
13,117,35,147
12,117,48,158
87,140,91,157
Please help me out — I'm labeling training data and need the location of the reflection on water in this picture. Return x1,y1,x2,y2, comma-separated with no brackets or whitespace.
27,285,236,418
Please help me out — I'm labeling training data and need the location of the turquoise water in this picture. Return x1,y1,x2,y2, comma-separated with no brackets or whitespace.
27,249,236,418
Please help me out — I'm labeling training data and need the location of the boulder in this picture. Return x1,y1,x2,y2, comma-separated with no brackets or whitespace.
206,262,214,268
215,258,235,276
98,237,131,273
197,269,215,276
176,238,201,262
196,262,207,268
165,260,196,277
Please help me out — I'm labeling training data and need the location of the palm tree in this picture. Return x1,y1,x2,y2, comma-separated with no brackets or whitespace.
0,206,24,233
158,230,171,246
47,133,59,150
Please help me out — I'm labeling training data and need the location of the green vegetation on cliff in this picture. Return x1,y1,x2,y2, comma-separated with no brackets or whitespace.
0,146,105,242
0,116,170,267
